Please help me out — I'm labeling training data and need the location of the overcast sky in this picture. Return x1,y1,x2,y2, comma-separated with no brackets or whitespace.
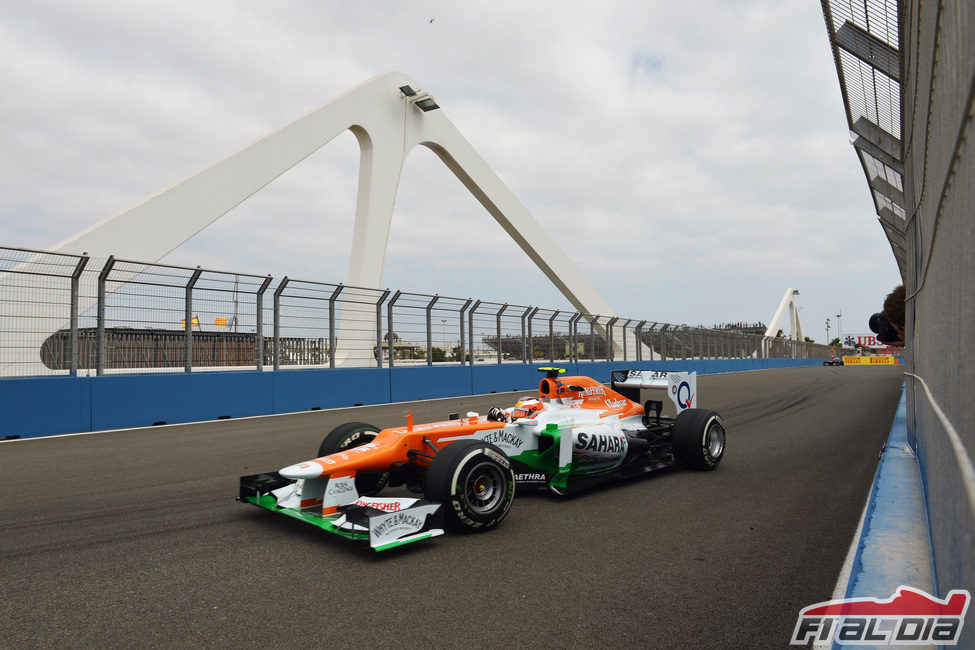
0,0,902,344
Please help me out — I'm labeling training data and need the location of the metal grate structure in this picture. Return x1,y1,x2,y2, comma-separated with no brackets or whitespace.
821,0,907,277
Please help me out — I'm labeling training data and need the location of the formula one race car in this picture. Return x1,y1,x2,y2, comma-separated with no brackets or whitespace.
823,357,844,366
239,368,726,551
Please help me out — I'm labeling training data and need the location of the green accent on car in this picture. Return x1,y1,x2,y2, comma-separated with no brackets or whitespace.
372,533,437,552
524,422,572,490
508,422,560,472
536,366,565,372
243,494,369,541
509,447,556,472
509,421,626,486
568,460,620,475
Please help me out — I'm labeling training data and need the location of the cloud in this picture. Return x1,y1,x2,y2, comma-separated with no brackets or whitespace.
0,0,902,342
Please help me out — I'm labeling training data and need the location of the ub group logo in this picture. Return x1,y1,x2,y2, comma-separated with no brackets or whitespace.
790,585,970,646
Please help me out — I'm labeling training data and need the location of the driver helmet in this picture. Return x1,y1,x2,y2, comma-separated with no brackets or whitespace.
511,397,543,419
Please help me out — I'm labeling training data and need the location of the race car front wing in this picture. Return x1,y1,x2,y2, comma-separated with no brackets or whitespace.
239,472,445,551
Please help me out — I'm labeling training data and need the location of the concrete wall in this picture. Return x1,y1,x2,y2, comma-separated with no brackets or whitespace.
0,358,819,439
902,0,975,604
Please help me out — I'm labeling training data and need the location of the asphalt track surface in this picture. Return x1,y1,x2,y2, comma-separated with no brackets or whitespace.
1,365,905,649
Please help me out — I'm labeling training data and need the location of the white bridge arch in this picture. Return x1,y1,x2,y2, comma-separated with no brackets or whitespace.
53,71,616,320
5,72,626,372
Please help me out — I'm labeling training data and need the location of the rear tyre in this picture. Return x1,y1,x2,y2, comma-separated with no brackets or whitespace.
425,439,515,532
318,422,389,496
671,409,726,470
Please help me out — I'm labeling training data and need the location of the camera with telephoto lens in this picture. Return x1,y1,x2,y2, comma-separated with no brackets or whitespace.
869,312,900,343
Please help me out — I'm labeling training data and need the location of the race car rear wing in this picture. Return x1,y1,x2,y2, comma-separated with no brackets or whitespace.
610,370,698,411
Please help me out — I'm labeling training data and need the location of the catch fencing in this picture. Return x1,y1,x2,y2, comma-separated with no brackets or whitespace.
0,245,831,378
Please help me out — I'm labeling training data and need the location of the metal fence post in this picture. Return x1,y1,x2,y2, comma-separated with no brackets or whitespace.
69,254,89,376
526,307,539,363
635,320,647,362
255,275,272,371
567,313,575,362
458,299,472,365
520,307,532,363
184,267,202,373
425,295,440,366
95,256,115,376
569,313,583,362
621,319,632,361
467,300,481,365
496,304,508,364
606,316,619,362
649,324,656,360
589,315,598,362
548,310,559,363
375,289,390,367
387,290,402,368
273,277,289,370
328,284,343,369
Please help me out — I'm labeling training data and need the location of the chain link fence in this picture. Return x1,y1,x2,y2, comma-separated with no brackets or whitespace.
0,245,831,377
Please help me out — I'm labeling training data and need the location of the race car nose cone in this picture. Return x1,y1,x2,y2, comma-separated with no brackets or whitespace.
279,461,323,480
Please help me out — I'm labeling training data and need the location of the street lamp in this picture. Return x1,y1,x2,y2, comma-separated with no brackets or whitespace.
440,319,446,352
791,290,801,340
399,85,440,111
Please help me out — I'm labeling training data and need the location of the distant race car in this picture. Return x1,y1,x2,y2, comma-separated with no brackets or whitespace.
823,357,844,366
239,368,726,551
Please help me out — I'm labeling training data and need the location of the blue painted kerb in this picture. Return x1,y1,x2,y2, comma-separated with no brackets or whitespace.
842,383,934,603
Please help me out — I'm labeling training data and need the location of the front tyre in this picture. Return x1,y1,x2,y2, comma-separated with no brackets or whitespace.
671,409,726,470
318,422,389,496
425,440,515,532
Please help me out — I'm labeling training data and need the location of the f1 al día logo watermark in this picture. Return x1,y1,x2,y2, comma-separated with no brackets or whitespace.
791,585,971,646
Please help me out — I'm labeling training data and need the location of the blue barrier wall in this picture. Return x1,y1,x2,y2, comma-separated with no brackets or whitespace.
0,358,822,439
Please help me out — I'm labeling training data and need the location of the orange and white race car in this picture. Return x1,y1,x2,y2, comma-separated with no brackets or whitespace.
239,368,726,551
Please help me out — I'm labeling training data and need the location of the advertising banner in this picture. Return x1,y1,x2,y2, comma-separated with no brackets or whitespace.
843,356,899,365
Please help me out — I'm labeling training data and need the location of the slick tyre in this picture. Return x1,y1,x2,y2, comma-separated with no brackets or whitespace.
318,422,389,496
671,409,726,470
425,439,515,532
